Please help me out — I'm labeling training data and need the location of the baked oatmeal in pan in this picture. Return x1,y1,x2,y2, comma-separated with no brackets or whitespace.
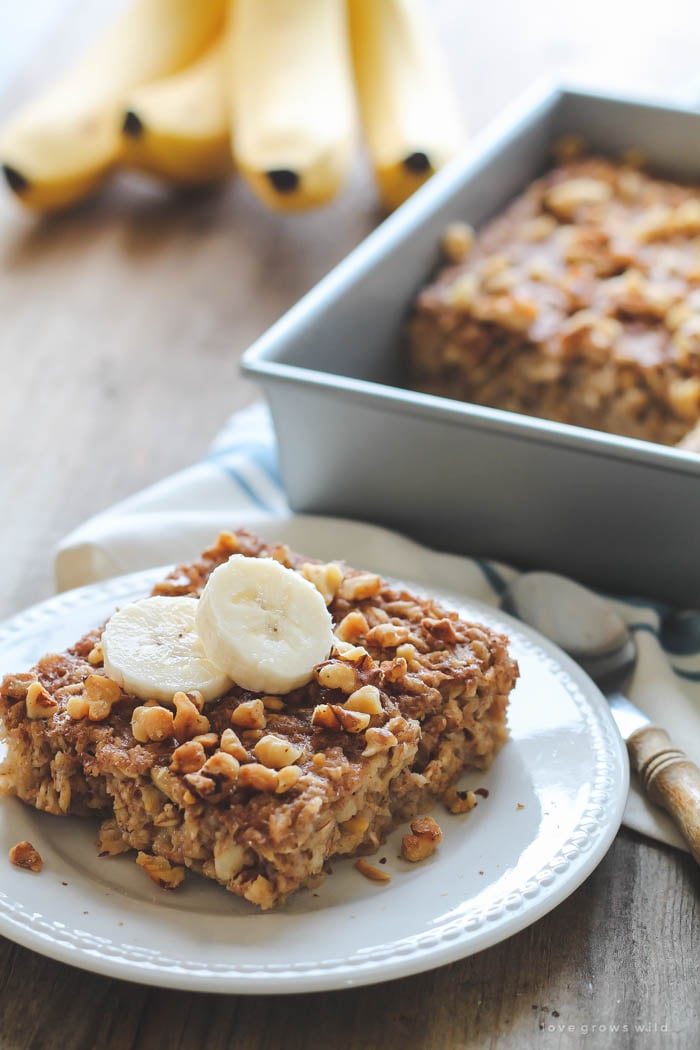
0,530,518,909
407,155,700,446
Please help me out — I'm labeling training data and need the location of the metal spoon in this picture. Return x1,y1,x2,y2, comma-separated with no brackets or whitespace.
502,571,700,865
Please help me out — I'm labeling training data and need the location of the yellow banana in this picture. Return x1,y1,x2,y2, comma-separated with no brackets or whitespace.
348,0,466,211
228,0,355,212
121,38,231,184
1,0,226,211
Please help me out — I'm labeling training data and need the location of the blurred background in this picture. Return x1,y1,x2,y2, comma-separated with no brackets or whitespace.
1,0,699,618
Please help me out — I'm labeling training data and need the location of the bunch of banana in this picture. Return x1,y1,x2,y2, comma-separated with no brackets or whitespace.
0,0,465,215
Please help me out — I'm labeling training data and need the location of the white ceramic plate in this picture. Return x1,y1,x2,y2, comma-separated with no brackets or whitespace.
0,519,628,993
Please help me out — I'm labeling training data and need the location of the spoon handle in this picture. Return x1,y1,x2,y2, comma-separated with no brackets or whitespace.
627,726,700,865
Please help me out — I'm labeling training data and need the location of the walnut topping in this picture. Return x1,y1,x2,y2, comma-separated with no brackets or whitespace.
344,684,383,716
365,623,411,648
544,176,612,220
84,674,122,721
301,561,344,604
402,816,443,862
261,695,285,712
172,691,210,742
381,657,408,683
192,732,219,749
87,643,104,666
219,727,248,761
216,530,240,555
9,840,43,872
311,703,369,733
1,673,35,701
237,763,279,792
310,703,341,730
521,214,558,242
444,786,478,814
422,617,458,646
200,750,240,786
253,733,302,769
170,740,207,774
338,573,381,602
336,644,371,665
131,704,175,743
214,840,247,882
354,858,391,883
441,221,475,264
66,696,90,721
334,707,371,733
335,610,370,642
97,818,130,856
25,681,58,720
135,852,185,890
276,765,303,793
362,726,398,757
182,771,216,799
315,660,357,693
230,698,266,730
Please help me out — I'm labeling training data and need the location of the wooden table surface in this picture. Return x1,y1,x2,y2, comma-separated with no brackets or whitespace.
0,2,698,1047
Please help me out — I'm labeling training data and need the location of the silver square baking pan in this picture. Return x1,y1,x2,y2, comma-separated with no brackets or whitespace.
242,85,700,607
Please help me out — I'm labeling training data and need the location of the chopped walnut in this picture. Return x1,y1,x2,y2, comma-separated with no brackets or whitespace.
170,740,206,774
544,176,612,220
300,561,344,604
219,727,248,761
135,852,185,890
66,696,90,721
355,858,391,883
173,691,210,742
243,874,275,909
310,703,341,730
311,703,368,733
192,732,219,749
261,695,285,712
443,786,478,814
254,733,302,769
200,750,240,786
334,610,370,642
237,763,279,792
362,726,398,757
132,704,175,743
334,707,370,733
338,572,381,602
214,840,247,882
402,816,443,862
441,221,475,263
87,643,104,666
276,765,303,793
9,840,43,872
182,771,217,799
315,660,357,693
365,623,411,648
25,681,58,720
230,698,266,730
422,617,458,646
336,644,371,665
84,674,122,721
344,684,383,716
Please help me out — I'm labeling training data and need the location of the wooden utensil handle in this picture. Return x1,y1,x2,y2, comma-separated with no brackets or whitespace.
627,725,700,865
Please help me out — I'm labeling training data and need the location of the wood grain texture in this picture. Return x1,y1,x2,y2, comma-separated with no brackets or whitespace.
1,1,699,1047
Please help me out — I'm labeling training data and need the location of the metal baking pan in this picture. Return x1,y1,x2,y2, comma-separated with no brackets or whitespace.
242,85,700,607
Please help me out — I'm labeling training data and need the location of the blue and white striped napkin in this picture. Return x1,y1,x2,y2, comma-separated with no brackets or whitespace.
56,402,700,854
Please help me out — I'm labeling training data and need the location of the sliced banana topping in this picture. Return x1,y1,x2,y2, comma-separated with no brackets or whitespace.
102,596,232,704
196,555,334,694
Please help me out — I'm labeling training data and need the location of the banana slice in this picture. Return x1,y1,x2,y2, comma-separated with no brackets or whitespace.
102,596,232,703
196,555,334,694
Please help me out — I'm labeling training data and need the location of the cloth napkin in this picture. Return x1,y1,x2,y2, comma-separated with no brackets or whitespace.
56,402,700,854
